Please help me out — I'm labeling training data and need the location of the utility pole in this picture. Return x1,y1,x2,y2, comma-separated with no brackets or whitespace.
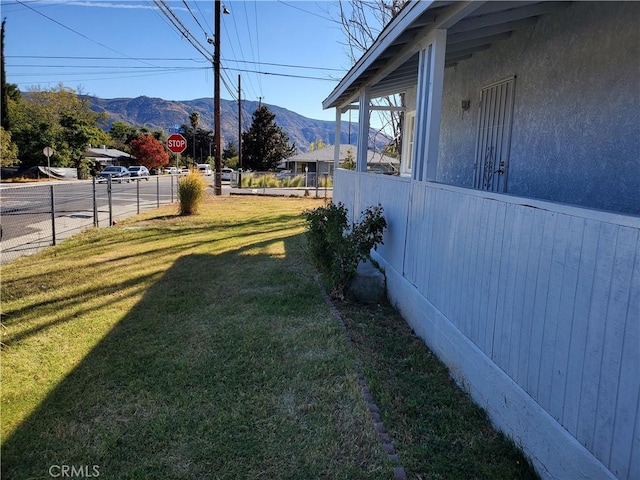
238,74,242,171
213,0,222,195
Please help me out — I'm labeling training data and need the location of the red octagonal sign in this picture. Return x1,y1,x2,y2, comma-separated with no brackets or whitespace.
167,133,187,153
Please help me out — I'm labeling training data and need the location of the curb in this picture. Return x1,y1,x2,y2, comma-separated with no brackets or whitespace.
318,287,407,480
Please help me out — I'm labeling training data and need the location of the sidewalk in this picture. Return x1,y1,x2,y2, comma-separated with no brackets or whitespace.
229,185,332,199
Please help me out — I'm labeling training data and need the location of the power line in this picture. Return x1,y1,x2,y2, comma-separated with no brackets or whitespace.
242,1,262,97
13,0,159,68
226,1,259,103
276,0,334,21
152,0,212,62
7,55,346,72
181,0,209,37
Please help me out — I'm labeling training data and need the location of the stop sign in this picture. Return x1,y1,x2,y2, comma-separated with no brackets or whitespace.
167,133,187,153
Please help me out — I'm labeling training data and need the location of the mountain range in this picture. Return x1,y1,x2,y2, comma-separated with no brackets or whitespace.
88,95,381,153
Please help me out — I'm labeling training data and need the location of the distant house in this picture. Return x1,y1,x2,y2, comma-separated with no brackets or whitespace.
84,145,134,167
283,145,399,175
324,2,639,480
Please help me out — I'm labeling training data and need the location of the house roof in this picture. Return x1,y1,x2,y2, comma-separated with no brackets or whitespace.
286,145,356,163
84,147,132,159
323,1,571,109
286,145,399,165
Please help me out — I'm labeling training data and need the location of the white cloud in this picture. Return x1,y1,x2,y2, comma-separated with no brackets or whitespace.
36,1,189,11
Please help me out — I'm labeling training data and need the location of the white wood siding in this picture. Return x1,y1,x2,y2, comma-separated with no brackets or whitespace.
334,169,640,479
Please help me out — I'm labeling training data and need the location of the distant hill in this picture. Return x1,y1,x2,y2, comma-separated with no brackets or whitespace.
87,95,385,153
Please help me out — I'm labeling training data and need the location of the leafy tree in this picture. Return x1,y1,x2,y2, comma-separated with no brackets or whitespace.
59,112,108,177
309,139,325,151
241,106,296,171
8,85,107,167
109,121,138,152
0,126,19,166
180,124,212,165
108,122,166,154
129,134,169,170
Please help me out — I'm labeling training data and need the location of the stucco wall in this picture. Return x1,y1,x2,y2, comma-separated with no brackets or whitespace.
437,2,640,215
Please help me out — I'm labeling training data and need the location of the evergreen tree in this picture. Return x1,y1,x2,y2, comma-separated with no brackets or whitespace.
222,140,238,160
1,18,7,130
241,106,296,171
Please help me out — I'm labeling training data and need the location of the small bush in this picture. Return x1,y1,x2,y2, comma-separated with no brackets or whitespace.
178,171,207,215
318,175,333,188
241,173,255,187
303,202,386,298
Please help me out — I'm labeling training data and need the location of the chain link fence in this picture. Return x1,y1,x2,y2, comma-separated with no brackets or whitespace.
1,176,182,264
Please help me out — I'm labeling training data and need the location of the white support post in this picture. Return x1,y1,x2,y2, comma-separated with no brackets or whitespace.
413,29,447,182
334,108,342,171
356,89,371,173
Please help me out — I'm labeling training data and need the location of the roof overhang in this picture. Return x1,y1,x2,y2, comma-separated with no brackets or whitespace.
323,1,571,110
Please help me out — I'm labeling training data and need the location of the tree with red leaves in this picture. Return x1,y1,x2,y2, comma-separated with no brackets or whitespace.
130,134,169,170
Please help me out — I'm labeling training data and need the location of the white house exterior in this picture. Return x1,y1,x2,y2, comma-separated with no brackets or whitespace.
84,146,133,167
284,145,400,175
323,2,639,479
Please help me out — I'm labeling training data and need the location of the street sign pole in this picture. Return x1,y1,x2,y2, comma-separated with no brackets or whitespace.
43,146,53,181
167,133,187,173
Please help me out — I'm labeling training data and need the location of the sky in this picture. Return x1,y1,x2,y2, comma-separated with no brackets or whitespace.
1,0,363,122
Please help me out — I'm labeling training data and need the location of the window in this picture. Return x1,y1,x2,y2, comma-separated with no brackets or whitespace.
401,110,416,176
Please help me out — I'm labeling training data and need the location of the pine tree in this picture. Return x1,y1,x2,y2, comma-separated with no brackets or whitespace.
1,18,9,130
241,106,296,171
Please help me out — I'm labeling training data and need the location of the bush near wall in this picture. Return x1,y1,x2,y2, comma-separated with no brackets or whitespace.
303,202,386,298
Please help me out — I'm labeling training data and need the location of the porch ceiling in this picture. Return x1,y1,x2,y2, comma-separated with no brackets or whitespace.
323,1,571,110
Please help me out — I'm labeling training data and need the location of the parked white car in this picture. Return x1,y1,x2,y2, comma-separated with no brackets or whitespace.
128,165,150,180
221,167,234,181
198,164,213,175
165,166,178,174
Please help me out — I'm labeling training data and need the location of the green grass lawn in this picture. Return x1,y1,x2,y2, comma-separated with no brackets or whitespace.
1,195,537,479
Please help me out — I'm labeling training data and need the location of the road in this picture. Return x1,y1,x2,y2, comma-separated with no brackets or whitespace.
0,176,329,264
0,175,195,263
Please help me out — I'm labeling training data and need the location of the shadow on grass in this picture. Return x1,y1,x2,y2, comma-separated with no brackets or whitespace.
2,233,388,480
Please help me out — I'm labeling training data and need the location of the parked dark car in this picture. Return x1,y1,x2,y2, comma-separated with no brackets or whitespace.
128,165,150,180
96,166,131,183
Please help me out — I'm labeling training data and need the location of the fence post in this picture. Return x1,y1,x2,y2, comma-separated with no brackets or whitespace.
324,173,328,202
93,177,99,227
156,175,160,208
50,184,56,246
136,179,140,215
171,175,174,203
108,177,113,226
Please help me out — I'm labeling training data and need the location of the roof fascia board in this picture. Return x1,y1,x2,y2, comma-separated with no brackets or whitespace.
324,1,486,110
448,1,571,33
361,1,485,105
323,1,436,110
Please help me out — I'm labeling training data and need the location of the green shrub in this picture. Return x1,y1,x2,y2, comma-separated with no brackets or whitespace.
318,175,333,188
303,202,386,298
258,173,278,188
289,175,304,188
178,171,207,215
241,173,253,187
